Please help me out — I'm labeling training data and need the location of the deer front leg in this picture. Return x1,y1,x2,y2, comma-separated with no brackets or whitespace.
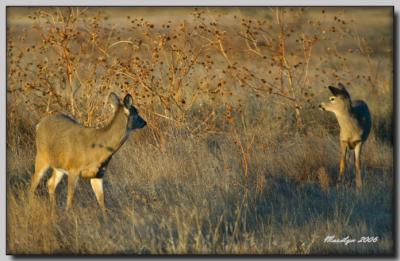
30,156,49,197
47,170,64,208
354,142,363,190
337,141,348,185
66,174,79,211
90,178,105,211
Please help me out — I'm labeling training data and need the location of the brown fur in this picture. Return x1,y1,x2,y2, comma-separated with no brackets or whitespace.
30,93,146,210
319,84,371,189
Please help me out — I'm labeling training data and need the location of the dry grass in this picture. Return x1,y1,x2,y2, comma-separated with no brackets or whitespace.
6,7,393,255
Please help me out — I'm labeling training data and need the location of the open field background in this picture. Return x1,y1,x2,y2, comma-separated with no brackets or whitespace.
6,7,394,254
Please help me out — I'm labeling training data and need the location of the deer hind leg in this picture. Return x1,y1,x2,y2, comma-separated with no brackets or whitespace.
354,142,363,190
66,174,79,211
337,141,348,184
90,178,105,210
30,155,50,196
47,169,64,208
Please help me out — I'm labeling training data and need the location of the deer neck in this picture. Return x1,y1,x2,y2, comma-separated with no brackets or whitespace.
98,107,129,153
336,111,353,127
335,106,360,140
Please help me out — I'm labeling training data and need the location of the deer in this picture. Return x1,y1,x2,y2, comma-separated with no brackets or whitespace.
29,92,146,211
319,83,371,189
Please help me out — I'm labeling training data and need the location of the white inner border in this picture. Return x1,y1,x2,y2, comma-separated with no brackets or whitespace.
0,1,398,261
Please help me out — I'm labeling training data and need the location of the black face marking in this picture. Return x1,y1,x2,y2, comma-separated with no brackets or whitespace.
98,144,104,148
127,106,147,130
91,144,96,148
106,146,114,152
122,94,147,130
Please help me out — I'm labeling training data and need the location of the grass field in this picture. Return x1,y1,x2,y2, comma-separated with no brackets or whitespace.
6,7,394,255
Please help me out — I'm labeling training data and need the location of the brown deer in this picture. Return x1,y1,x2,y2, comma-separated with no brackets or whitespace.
30,92,146,210
319,83,371,189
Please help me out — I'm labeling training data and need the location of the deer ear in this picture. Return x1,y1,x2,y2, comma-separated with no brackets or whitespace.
328,86,341,96
123,94,133,108
337,83,350,98
108,92,120,111
328,85,350,98
338,82,346,89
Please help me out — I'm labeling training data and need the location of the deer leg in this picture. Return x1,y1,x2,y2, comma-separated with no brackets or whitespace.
66,174,79,211
30,155,49,196
337,141,348,184
90,178,105,211
354,142,363,190
47,170,64,208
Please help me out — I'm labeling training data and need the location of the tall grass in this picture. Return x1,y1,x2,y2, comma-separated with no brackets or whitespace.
6,7,393,255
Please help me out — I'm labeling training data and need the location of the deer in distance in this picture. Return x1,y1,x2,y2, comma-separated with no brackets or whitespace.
319,83,371,189
30,92,146,211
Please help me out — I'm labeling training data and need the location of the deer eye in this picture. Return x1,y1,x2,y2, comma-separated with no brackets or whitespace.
329,97,335,102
